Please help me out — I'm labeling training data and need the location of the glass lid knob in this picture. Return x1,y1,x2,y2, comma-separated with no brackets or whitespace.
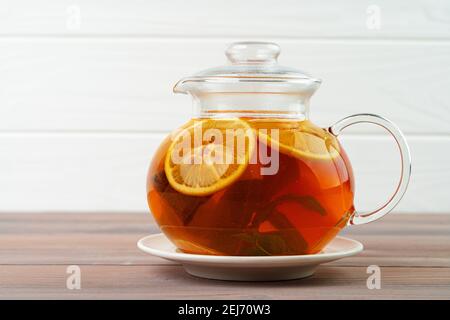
225,42,280,64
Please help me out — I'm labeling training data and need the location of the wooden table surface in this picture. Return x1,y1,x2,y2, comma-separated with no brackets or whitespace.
0,213,449,299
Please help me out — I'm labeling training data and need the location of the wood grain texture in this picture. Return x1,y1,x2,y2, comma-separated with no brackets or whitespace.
1,265,449,299
1,0,449,38
0,213,448,299
0,214,449,268
1,39,449,133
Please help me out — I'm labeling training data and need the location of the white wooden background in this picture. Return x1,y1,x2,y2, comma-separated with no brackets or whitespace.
1,0,449,214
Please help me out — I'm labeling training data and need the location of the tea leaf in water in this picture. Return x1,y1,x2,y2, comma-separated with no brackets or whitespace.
152,170,169,193
270,194,326,216
251,194,326,229
237,194,325,255
232,231,288,255
256,233,291,255
259,142,301,199
153,171,209,225
264,208,308,253
233,207,309,255
233,230,303,256
295,196,327,216
218,179,266,227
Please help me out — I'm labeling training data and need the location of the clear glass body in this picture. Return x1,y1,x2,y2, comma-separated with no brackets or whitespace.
145,42,411,256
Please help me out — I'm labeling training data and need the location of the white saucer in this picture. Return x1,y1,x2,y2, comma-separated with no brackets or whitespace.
137,233,363,281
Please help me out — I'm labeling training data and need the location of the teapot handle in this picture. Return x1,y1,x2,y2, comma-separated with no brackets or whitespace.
329,114,411,225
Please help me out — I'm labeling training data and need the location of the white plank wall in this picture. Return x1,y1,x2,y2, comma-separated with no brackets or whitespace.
1,39,450,133
1,0,450,38
1,1,449,213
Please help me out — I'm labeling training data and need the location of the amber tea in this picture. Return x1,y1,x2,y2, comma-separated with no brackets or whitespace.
147,117,355,256
145,42,411,259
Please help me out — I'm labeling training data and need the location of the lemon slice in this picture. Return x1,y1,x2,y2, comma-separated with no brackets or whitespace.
251,119,340,160
165,118,255,196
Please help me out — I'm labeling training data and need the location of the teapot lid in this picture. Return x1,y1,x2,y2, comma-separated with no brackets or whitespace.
174,42,321,95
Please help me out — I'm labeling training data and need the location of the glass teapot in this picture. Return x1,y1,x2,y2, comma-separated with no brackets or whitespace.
146,42,411,256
